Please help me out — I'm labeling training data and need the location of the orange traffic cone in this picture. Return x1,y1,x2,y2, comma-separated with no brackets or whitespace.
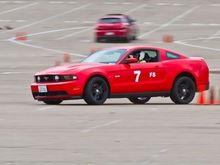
162,35,174,43
198,91,205,104
64,52,71,63
218,87,220,105
16,32,27,41
197,85,206,105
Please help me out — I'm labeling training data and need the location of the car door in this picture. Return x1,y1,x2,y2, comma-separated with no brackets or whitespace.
112,49,167,94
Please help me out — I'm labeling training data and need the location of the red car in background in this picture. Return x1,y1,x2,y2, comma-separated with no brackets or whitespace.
31,46,209,105
95,14,138,42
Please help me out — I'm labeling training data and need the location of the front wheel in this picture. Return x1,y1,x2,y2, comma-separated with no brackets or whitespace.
170,76,196,104
128,97,151,104
43,100,63,105
83,77,109,105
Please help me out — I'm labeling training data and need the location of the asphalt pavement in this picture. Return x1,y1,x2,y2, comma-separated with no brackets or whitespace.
0,0,220,164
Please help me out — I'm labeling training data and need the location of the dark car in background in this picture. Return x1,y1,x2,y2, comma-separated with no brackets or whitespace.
95,14,138,43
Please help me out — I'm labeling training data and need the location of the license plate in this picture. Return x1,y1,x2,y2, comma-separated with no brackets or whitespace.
105,32,114,36
38,85,47,93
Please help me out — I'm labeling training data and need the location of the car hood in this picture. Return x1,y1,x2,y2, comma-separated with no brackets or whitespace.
35,63,111,75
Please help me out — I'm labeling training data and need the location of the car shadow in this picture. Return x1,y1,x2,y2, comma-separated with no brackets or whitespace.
55,103,201,106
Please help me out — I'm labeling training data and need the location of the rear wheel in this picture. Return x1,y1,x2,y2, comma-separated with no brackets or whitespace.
170,76,196,104
132,35,137,40
43,100,63,105
124,35,130,43
83,77,109,105
128,97,151,104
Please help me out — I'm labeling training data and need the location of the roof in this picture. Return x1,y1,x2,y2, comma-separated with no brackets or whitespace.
102,45,185,56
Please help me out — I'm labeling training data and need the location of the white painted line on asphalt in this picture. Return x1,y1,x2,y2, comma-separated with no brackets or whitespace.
0,1,9,3
143,22,153,24
175,36,220,42
16,20,28,22
0,2,38,16
159,149,168,153
156,3,168,6
81,120,121,133
191,23,204,26
38,106,54,111
8,37,86,57
64,20,79,23
7,26,88,57
121,2,133,5
80,39,91,43
204,29,220,42
174,40,220,52
67,1,78,4
140,23,220,27
140,148,168,165
0,19,11,22
83,21,95,24
209,23,220,26
49,1,64,4
25,26,89,37
9,3,91,31
211,4,220,6
0,71,23,75
13,1,26,3
173,3,184,6
126,4,146,14
139,5,200,39
56,27,93,40
104,2,117,5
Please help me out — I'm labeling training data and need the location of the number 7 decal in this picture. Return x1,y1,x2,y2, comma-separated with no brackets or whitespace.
134,70,141,82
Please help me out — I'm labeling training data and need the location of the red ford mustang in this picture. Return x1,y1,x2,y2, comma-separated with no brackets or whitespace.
95,14,138,42
31,46,209,105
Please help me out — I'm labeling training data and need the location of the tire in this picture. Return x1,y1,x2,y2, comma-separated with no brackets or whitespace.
132,35,137,40
128,97,151,104
95,37,100,43
170,76,196,104
124,36,130,43
43,100,63,105
83,77,109,105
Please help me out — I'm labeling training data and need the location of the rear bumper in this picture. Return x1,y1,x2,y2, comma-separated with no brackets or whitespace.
31,81,83,101
95,29,128,38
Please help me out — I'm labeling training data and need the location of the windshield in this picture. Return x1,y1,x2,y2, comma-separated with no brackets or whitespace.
82,49,127,64
99,18,121,24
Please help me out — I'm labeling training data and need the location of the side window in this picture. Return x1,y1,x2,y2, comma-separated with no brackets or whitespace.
127,49,159,63
143,50,159,62
166,52,180,59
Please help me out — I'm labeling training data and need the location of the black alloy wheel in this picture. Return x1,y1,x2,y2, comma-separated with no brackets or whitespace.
170,76,196,104
83,77,109,105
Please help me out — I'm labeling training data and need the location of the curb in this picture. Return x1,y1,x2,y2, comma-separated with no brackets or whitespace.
210,69,220,74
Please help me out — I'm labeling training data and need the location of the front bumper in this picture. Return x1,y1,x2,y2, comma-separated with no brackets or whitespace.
31,81,83,101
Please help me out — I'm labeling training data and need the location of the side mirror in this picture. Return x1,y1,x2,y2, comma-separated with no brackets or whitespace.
125,57,137,64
